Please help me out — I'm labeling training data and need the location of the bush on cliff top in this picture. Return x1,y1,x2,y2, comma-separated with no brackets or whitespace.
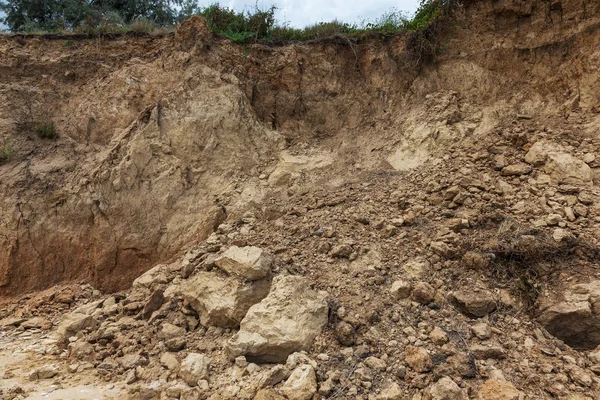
1,0,459,42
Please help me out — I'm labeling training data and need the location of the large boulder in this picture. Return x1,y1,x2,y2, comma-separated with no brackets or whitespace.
538,281,600,349
177,271,270,328
214,246,273,281
525,141,592,186
227,275,328,363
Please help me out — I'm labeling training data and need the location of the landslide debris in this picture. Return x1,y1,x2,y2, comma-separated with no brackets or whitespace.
2,0,600,399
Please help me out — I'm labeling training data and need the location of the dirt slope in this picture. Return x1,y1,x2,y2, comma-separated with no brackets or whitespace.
0,0,599,295
1,0,600,398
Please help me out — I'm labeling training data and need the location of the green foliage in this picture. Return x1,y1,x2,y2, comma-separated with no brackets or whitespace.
198,3,276,43
35,123,59,139
405,0,460,61
0,0,190,31
0,0,460,59
195,5,411,44
362,9,410,34
0,142,15,164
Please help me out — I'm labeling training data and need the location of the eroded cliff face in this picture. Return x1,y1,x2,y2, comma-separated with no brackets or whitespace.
0,0,599,295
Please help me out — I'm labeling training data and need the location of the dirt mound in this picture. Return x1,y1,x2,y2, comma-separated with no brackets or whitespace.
1,0,600,398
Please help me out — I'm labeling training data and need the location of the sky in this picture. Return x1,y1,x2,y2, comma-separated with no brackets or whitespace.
0,1,422,30
215,0,421,27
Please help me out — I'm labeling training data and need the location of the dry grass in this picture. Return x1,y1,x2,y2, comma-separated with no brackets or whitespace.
459,214,600,306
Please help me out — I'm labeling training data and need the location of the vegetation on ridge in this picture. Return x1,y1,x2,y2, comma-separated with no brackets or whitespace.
1,0,460,44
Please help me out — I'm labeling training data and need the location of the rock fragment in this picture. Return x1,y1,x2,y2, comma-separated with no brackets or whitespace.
501,164,532,176
29,365,59,380
178,271,270,328
214,246,273,281
279,364,317,400
449,289,496,318
477,380,523,400
424,376,467,400
405,346,432,372
179,353,209,386
227,275,328,363
411,282,436,305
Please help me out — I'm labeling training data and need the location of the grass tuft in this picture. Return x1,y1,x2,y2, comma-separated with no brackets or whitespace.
0,142,15,164
35,122,59,139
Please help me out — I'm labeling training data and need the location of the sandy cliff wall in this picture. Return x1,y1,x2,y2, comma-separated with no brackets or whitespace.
0,0,598,295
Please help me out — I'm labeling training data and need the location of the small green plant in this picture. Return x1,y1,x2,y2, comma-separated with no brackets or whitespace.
0,142,15,164
35,122,59,139
199,3,277,43
129,17,157,34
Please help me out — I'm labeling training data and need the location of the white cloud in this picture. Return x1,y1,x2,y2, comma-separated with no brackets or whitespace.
199,0,420,27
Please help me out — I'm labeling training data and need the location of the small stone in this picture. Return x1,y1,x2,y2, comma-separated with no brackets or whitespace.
472,323,492,340
29,364,59,380
425,376,467,400
546,214,562,226
214,246,273,281
279,364,317,400
118,354,148,370
574,204,588,217
330,244,353,258
411,282,436,305
477,380,523,400
21,317,51,330
405,346,432,373
373,382,403,400
68,341,94,360
235,356,248,368
429,327,448,345
462,252,490,269
160,352,180,371
501,164,532,176
364,356,386,372
334,321,356,348
449,289,496,318
179,353,209,386
471,344,506,360
430,241,455,258
567,366,593,387
125,369,137,384
165,337,187,352
390,280,412,299
583,153,596,164
256,365,290,388
552,228,570,242
158,323,186,341
564,207,576,221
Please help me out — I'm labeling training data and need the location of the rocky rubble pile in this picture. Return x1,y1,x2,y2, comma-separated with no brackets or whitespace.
2,116,600,399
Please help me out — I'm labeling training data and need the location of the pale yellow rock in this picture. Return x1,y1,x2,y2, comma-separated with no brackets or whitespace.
477,380,523,400
227,275,328,363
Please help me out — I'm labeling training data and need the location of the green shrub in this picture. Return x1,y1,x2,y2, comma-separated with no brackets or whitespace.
405,0,461,62
362,9,409,34
35,122,59,139
129,17,157,34
0,142,15,164
199,3,276,43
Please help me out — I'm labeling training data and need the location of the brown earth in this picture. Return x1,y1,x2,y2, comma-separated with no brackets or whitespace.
1,0,600,398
